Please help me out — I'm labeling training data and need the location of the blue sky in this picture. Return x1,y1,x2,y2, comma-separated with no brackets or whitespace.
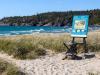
0,0,100,19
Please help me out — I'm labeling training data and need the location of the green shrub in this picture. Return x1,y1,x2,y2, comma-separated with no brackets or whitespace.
34,48,46,56
6,66,25,75
0,61,7,73
0,60,25,75
13,46,29,59
26,48,46,59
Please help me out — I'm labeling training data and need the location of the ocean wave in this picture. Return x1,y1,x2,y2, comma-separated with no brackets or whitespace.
0,29,47,36
0,26,100,36
0,33,11,36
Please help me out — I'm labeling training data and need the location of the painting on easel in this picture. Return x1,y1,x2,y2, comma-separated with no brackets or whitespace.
71,15,89,37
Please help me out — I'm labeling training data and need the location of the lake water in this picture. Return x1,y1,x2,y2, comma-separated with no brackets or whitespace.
0,26,100,36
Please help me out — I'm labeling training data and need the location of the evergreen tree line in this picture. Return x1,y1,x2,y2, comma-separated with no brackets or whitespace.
0,9,100,26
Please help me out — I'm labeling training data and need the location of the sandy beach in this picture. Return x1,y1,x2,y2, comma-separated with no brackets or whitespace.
0,52,100,75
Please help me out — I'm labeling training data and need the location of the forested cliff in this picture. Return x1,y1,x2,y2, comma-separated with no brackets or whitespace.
0,9,100,26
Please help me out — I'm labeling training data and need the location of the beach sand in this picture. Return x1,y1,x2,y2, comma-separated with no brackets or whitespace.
0,52,100,75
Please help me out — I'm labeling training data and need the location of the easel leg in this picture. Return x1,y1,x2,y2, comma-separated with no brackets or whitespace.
83,37,88,53
72,37,75,43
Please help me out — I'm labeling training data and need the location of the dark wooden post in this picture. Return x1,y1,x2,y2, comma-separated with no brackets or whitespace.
83,37,88,53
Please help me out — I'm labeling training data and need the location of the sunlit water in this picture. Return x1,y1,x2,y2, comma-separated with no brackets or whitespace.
0,25,100,36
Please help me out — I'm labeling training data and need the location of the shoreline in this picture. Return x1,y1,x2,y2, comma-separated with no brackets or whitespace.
0,26,100,37
0,30,99,38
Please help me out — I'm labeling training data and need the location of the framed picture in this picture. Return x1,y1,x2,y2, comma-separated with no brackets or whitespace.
71,15,89,37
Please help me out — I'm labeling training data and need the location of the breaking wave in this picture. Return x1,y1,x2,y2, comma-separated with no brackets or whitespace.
0,26,100,36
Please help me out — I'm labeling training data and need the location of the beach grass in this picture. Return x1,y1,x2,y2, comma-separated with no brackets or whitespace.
0,32,100,59
0,38,47,59
0,59,25,75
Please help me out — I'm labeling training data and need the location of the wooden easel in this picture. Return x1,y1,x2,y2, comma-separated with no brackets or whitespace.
63,37,88,60
63,15,95,60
